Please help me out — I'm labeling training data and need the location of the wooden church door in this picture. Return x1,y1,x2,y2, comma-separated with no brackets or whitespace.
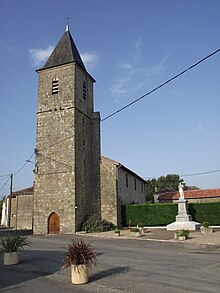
48,212,60,234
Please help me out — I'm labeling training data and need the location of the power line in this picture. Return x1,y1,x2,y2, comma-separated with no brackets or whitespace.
2,48,220,191
0,174,10,178
0,177,9,182
0,174,11,182
101,47,220,122
37,150,220,181
0,153,35,197
37,47,220,152
41,135,74,151
180,169,220,177
144,168,220,180
0,175,11,193
37,152,73,170
14,152,35,176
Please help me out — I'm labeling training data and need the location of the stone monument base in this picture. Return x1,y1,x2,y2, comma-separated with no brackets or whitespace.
167,197,201,231
167,221,201,231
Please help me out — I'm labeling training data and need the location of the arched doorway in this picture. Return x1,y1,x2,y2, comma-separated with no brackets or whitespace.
48,212,60,234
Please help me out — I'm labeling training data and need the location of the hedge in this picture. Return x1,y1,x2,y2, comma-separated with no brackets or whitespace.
122,203,177,226
122,202,220,226
188,202,220,225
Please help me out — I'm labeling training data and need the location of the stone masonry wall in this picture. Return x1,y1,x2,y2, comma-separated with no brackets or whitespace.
100,158,118,225
74,65,100,230
16,194,33,230
34,62,100,234
91,112,101,218
34,63,76,234
100,157,146,226
75,109,93,229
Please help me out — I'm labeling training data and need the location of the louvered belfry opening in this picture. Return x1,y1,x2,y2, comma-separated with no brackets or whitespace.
52,77,59,95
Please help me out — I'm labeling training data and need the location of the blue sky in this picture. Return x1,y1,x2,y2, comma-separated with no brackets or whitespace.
1,0,220,198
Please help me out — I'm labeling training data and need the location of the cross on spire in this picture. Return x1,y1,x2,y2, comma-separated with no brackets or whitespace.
65,16,71,31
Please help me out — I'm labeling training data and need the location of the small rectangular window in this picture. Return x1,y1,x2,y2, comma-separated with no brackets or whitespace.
141,183,143,193
134,178,137,190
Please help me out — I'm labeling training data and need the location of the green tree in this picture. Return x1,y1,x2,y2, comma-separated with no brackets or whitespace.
146,178,157,202
146,174,185,202
186,186,200,190
157,174,185,191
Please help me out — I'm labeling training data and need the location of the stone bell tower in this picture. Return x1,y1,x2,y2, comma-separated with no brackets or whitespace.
33,25,101,234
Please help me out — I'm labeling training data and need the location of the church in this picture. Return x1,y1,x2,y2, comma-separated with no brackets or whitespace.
33,24,101,234
1,25,146,234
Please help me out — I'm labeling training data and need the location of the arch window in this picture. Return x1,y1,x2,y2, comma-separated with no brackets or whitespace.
52,77,59,95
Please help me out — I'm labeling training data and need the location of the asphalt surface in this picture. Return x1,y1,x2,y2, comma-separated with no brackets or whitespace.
0,229,220,293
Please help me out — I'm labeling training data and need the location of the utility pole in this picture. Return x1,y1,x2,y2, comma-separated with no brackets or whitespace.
7,173,13,228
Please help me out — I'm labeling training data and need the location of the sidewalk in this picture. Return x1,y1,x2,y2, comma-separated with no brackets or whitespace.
77,227,220,247
0,226,220,247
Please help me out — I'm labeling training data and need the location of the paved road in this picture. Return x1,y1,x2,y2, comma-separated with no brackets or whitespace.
0,234,219,293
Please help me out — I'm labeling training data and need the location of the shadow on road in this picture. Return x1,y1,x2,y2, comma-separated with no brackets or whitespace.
0,228,33,237
90,266,130,282
0,249,64,290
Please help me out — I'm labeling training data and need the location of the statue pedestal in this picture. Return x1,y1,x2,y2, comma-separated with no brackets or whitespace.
167,198,200,231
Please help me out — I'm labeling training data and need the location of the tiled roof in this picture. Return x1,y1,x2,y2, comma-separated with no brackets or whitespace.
158,188,220,201
12,187,34,197
38,30,85,71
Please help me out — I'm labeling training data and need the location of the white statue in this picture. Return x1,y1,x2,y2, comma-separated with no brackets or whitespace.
178,183,185,199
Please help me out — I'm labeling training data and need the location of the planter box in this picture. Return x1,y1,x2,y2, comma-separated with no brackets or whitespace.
130,231,141,237
4,252,19,265
71,264,88,284
174,229,189,240
177,235,186,241
174,232,188,241
200,227,213,234
114,232,120,237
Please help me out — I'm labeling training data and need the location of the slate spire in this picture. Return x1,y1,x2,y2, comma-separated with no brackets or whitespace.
40,27,85,71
